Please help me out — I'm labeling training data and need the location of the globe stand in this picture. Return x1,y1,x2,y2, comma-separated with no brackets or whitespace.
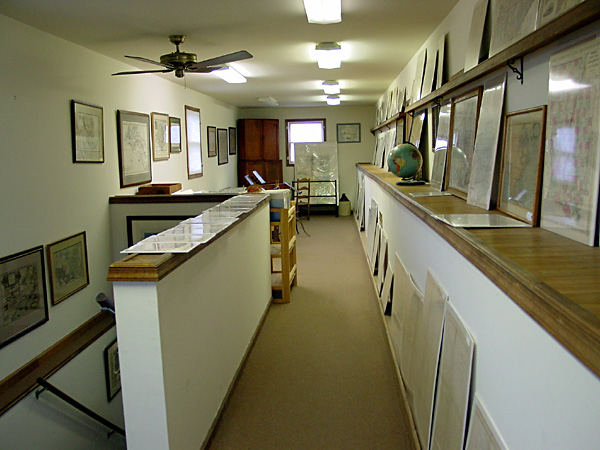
396,179,425,186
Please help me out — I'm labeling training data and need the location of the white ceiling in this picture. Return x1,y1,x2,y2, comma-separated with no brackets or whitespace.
0,0,459,108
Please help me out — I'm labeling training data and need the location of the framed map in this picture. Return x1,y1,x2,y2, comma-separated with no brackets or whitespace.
498,106,546,225
104,338,121,401
185,105,203,178
117,110,152,188
151,112,170,161
540,37,600,246
229,127,237,155
71,100,104,163
217,127,228,165
207,126,217,157
169,117,181,153
0,246,48,348
446,88,482,198
46,232,89,305
431,102,452,191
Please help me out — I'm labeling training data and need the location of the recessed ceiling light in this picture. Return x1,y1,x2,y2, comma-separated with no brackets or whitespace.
212,65,247,83
303,0,342,24
258,96,279,106
326,95,340,105
322,80,340,94
316,42,342,69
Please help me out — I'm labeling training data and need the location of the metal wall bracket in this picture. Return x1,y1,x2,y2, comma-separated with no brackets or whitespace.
433,97,443,107
508,57,524,84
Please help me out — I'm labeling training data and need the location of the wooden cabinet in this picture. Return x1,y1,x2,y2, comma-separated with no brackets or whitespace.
238,119,282,186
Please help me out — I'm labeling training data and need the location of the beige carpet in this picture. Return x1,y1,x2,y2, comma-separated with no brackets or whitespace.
206,215,415,450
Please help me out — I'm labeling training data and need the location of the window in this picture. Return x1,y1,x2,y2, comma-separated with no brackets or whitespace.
285,119,326,165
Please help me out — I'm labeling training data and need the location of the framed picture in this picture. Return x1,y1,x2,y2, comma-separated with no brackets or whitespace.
117,110,152,188
497,106,546,225
169,117,181,153
71,100,104,163
431,101,452,191
151,112,170,161
46,231,89,305
217,127,228,165
228,127,237,155
207,126,217,157
467,75,507,210
337,123,361,143
446,88,482,198
126,215,191,246
104,338,121,401
395,116,405,145
0,246,48,349
489,0,538,56
185,106,203,178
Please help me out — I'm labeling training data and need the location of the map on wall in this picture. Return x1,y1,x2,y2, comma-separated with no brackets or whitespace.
489,0,540,56
540,37,600,246
122,121,150,176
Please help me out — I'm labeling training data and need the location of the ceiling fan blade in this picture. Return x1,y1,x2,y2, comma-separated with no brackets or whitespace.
112,68,174,76
125,55,172,68
184,66,216,74
188,50,253,70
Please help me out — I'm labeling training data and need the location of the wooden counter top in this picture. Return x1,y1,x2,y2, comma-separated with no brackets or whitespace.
358,163,600,378
107,196,269,283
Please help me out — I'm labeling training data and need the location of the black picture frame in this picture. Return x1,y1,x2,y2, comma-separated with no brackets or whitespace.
337,123,361,143
46,231,89,305
217,128,228,165
207,126,217,157
117,110,152,188
228,127,237,155
71,100,104,163
0,246,48,349
104,338,121,401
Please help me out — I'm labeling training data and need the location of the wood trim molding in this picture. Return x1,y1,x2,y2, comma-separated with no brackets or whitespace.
0,312,115,417
357,163,600,378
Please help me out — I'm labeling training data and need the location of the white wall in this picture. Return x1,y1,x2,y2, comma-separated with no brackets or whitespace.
0,13,239,449
363,175,600,450
239,105,375,207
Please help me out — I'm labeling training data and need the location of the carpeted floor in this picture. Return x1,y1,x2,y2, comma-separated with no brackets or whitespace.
205,215,414,450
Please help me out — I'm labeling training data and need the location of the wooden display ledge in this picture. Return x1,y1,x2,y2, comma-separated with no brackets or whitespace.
107,196,270,282
358,163,600,378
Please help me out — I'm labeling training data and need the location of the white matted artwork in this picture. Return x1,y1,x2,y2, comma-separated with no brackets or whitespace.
410,270,448,450
366,200,379,264
465,394,509,450
391,254,424,398
537,0,584,27
412,49,427,103
465,0,490,72
370,224,382,275
437,34,446,90
430,303,476,450
467,75,507,209
431,102,452,190
489,0,540,57
409,111,427,148
380,261,394,312
540,37,600,246
376,229,388,295
422,46,437,98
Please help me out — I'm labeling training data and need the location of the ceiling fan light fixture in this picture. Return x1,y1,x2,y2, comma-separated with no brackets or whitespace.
322,80,340,94
303,0,342,24
213,65,247,83
316,42,342,69
326,95,341,105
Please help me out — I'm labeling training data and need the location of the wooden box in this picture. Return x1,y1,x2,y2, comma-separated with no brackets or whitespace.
137,183,182,195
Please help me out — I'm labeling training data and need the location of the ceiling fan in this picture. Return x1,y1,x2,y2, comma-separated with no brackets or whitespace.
112,35,252,78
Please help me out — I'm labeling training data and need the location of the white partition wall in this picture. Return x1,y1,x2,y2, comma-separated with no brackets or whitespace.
112,204,271,450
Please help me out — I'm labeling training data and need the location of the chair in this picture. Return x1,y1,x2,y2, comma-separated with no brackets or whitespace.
296,178,311,220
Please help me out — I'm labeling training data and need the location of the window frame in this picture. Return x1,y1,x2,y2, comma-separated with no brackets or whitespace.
285,118,326,166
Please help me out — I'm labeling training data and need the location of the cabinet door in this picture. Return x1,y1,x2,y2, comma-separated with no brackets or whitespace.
264,161,283,184
238,119,263,160
262,119,280,161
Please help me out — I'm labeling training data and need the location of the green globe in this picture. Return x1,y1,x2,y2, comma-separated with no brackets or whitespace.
387,143,423,179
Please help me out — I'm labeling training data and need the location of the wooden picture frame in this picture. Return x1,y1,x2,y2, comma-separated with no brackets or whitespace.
207,126,217,157
46,231,89,305
445,88,482,198
337,123,361,143
71,100,104,163
217,127,228,165
185,106,203,178
0,246,48,349
117,110,152,188
498,106,546,225
104,338,121,401
169,117,181,153
151,112,170,161
228,127,237,155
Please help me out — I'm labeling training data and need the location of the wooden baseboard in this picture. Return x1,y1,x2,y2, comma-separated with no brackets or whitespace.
0,311,115,417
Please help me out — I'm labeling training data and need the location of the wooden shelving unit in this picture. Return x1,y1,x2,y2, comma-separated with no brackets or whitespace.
270,202,297,303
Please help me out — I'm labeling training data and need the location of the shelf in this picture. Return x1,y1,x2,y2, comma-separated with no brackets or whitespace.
270,202,297,303
371,1,600,135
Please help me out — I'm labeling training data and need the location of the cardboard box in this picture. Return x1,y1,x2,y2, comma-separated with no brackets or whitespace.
137,183,182,195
